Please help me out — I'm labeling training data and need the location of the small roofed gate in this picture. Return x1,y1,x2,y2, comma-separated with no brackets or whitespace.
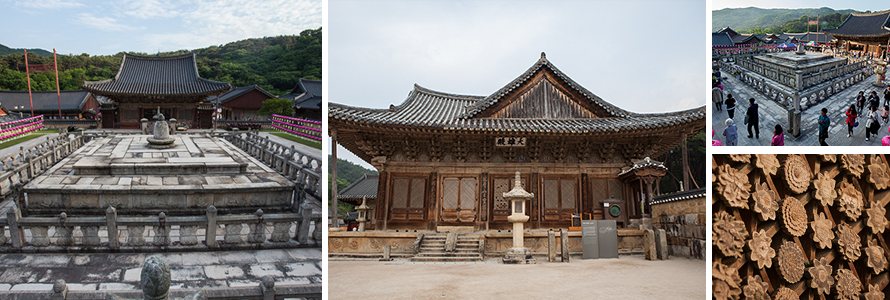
440,176,477,223
542,176,578,221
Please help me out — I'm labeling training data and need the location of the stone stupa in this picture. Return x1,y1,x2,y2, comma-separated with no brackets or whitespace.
146,107,176,149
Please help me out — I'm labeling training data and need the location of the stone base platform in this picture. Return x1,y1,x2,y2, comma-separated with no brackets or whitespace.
502,247,535,264
24,135,294,216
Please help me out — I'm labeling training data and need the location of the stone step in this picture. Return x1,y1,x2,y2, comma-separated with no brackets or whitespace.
414,252,483,258
419,247,479,252
410,256,483,262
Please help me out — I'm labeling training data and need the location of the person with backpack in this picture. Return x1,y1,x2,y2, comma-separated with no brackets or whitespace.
746,98,759,138
725,93,736,119
845,104,858,137
712,82,723,112
884,86,890,107
857,91,866,113
723,118,738,146
865,105,882,141
818,107,830,146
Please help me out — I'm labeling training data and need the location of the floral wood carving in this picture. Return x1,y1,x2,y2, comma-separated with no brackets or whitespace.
774,286,797,300
866,239,888,274
841,154,865,178
864,284,884,300
812,171,837,206
713,211,747,257
811,212,835,249
756,154,780,176
748,229,776,269
866,200,888,234
867,155,890,190
835,268,861,300
777,240,806,283
819,154,837,163
715,164,751,209
781,196,808,237
837,179,863,220
783,154,812,194
730,154,751,163
743,275,769,300
836,222,861,262
713,261,743,300
808,257,834,296
752,181,779,221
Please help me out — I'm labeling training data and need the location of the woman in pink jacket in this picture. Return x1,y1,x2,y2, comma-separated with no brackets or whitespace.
771,124,784,146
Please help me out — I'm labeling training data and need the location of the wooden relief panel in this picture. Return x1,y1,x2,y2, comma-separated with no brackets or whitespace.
712,154,890,300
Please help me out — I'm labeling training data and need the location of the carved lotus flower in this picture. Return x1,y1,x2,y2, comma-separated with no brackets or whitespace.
783,154,812,194
866,200,888,234
867,155,890,190
808,257,834,295
748,229,775,269
782,196,808,237
819,154,837,163
715,164,751,209
774,286,796,300
841,154,865,178
838,179,863,220
865,284,884,300
836,222,861,262
812,171,837,206
713,211,747,258
751,181,779,221
713,261,742,300
743,275,769,300
730,154,751,163
811,212,835,249
756,154,780,176
835,268,861,300
866,239,888,274
777,240,806,283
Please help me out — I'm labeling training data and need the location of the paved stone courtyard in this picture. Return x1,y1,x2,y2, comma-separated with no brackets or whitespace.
712,68,890,146
329,256,705,299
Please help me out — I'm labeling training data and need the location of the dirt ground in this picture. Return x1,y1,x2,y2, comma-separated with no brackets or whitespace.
329,255,705,299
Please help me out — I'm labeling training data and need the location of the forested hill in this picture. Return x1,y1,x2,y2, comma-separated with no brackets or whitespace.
0,44,52,57
0,27,321,97
713,7,858,32
328,156,378,214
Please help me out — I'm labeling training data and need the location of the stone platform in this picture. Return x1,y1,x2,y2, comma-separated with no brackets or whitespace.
24,135,295,216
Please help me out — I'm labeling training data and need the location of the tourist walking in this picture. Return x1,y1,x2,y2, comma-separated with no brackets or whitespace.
818,107,829,146
883,105,890,123
845,104,858,137
857,91,866,113
745,98,759,138
712,83,723,111
771,124,784,146
723,118,738,146
865,105,882,141
869,91,880,111
884,86,890,107
725,93,736,119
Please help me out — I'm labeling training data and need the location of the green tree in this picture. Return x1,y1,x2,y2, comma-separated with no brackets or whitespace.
257,98,294,116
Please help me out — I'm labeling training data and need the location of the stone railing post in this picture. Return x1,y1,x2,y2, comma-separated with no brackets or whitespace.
57,212,74,246
155,212,170,246
548,229,556,262
7,205,24,248
560,229,570,262
262,276,276,300
106,206,119,249
296,201,311,244
51,279,67,300
206,206,218,247
313,216,322,241
248,209,266,244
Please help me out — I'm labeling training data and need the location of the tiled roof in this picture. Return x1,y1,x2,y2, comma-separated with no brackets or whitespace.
0,90,91,112
289,78,321,96
337,174,379,205
651,187,706,205
712,32,734,46
283,79,322,111
732,34,763,44
210,84,277,104
82,53,231,97
825,10,890,38
618,157,667,176
716,27,738,38
330,83,705,134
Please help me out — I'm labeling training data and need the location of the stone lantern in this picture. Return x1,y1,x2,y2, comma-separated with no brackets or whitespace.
356,196,371,231
503,171,535,264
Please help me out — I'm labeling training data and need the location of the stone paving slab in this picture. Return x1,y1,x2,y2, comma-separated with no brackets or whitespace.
0,248,321,292
713,65,890,146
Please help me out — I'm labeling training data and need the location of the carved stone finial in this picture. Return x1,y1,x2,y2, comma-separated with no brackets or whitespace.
53,279,67,293
141,256,171,300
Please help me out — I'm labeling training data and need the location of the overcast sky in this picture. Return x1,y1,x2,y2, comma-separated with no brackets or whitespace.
0,0,321,55
329,0,707,169
713,0,886,11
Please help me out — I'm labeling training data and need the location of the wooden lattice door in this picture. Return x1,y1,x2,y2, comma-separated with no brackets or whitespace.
389,176,426,221
491,175,528,222
542,176,577,221
440,177,477,223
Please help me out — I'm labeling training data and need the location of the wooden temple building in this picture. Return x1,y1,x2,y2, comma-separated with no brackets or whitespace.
329,53,705,232
82,53,231,129
825,9,890,59
0,90,99,119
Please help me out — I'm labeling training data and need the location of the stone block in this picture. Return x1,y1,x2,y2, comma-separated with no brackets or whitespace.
69,193,99,208
643,229,656,260
110,164,136,175
187,193,213,208
99,193,131,209
26,193,62,209
654,229,668,260
684,214,697,225
217,193,249,207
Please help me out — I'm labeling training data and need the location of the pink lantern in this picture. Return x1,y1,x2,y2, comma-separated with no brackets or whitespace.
712,139,722,146
883,136,890,146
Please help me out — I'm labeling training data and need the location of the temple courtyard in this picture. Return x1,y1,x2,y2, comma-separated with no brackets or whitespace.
712,69,890,146
329,256,705,299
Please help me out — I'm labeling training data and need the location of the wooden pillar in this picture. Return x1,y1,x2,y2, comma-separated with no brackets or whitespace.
330,128,339,230
681,132,689,192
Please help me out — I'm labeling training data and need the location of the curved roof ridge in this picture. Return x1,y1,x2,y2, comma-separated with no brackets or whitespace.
850,9,890,17
121,52,199,60
413,84,486,101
